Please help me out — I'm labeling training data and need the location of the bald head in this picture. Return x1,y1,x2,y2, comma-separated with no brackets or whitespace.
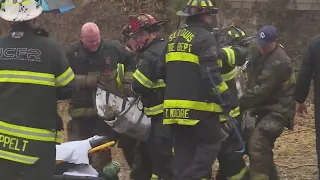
81,22,100,36
80,22,101,52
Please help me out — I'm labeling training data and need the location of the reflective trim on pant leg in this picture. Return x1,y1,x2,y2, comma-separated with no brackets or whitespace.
227,166,248,180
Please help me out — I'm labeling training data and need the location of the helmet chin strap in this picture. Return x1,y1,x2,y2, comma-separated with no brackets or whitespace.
135,34,150,52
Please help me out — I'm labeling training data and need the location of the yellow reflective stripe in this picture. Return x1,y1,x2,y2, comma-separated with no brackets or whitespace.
0,121,62,142
116,63,125,89
214,81,228,94
133,70,165,89
166,52,199,65
0,149,39,164
240,30,246,36
222,48,235,67
55,67,75,87
163,119,199,125
0,70,55,86
151,174,159,180
222,69,236,82
228,166,248,180
153,79,166,88
144,104,164,116
164,100,222,112
219,106,240,122
217,59,223,67
133,69,154,88
234,34,240,38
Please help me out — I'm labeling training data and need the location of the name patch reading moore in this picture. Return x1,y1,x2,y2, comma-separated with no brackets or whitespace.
0,48,41,62
165,108,190,119
0,135,29,152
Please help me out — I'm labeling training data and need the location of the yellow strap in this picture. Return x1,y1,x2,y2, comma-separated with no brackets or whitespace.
55,67,75,87
222,68,236,82
0,120,62,142
144,104,164,116
88,141,116,154
116,63,125,89
0,149,39,164
166,52,199,65
164,99,223,112
0,70,55,86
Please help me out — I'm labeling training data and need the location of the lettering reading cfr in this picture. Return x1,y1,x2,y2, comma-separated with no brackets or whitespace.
168,29,195,42
0,135,28,152
165,109,189,119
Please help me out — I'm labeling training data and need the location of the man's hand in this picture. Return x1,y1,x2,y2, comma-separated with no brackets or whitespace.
296,103,308,117
85,75,99,88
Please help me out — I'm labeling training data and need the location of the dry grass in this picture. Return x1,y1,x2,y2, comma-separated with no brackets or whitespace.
58,101,318,179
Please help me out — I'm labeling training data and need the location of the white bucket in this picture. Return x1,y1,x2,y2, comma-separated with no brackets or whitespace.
95,88,151,142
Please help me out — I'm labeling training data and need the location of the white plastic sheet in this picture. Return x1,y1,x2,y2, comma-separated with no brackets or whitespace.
95,88,151,141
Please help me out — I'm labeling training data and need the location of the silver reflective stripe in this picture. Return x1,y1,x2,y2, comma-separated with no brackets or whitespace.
55,69,74,86
0,124,58,142
0,74,54,81
0,150,39,164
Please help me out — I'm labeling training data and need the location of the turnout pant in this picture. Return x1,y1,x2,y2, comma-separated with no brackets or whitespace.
172,117,221,180
130,141,153,180
216,116,248,180
0,143,56,180
248,112,285,180
148,115,174,179
67,117,116,171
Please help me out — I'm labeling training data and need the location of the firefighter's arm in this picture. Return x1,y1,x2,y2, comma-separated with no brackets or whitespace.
295,38,317,104
53,44,76,100
199,37,231,111
65,45,97,90
115,40,137,72
132,55,155,96
240,60,286,110
219,45,248,67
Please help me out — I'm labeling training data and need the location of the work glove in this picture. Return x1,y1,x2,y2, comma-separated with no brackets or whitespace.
75,74,99,90
85,74,99,88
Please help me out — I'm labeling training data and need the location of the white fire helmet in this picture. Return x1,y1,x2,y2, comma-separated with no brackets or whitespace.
0,0,42,22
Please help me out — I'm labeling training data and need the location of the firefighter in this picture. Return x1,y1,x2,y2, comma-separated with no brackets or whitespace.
215,26,249,180
240,25,295,180
0,0,75,179
129,13,174,180
295,33,320,178
158,0,232,179
65,22,136,171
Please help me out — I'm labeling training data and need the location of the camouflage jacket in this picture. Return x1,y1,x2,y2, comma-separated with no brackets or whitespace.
240,45,296,126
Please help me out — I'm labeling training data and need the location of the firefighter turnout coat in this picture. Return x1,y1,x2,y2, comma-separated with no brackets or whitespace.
0,26,75,164
158,22,231,125
132,38,167,117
